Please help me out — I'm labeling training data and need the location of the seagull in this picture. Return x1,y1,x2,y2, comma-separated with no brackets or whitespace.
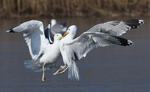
55,19,144,80
51,19,67,35
45,19,67,43
44,19,67,44
6,20,64,82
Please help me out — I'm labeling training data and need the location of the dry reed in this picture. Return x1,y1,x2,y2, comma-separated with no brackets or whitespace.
0,0,149,18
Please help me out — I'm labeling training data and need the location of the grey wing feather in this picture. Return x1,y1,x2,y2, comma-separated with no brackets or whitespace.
51,24,67,35
8,20,49,61
88,19,144,36
7,20,52,71
64,32,132,60
61,32,132,80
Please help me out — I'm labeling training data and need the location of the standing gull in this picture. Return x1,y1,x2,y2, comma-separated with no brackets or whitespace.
7,20,63,82
55,19,144,80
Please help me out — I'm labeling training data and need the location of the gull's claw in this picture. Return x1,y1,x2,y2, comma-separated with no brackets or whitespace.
53,65,68,75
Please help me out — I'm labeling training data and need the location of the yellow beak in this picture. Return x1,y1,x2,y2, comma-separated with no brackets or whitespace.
60,32,69,39
63,32,69,37
60,36,64,39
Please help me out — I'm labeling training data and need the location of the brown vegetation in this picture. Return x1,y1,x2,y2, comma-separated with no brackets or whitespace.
0,0,149,18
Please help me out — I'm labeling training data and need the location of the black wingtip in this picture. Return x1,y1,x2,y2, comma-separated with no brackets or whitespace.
127,40,133,46
139,19,144,24
116,36,133,46
6,29,15,33
124,19,144,29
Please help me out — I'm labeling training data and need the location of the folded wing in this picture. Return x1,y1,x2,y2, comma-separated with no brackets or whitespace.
44,24,53,43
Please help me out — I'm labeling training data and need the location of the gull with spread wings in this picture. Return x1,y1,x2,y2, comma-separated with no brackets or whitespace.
6,19,144,81
6,20,65,82
56,19,144,80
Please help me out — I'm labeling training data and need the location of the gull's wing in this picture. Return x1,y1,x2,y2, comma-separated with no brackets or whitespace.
7,20,50,61
44,24,53,43
51,23,67,35
60,32,132,80
63,32,132,60
88,19,144,36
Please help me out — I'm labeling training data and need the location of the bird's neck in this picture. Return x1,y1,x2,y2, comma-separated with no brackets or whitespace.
51,22,56,27
66,34,74,40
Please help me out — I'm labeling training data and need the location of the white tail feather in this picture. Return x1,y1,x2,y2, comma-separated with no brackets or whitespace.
68,61,79,80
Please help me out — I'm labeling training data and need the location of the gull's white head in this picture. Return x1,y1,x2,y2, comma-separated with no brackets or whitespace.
51,19,57,27
62,25,77,39
67,25,77,32
54,33,62,42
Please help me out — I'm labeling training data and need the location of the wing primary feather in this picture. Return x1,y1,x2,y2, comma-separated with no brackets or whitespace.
6,28,15,33
87,19,144,36
112,36,133,46
44,24,53,44
124,19,144,29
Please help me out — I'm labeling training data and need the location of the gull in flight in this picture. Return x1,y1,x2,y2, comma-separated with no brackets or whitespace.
55,19,144,80
6,20,64,82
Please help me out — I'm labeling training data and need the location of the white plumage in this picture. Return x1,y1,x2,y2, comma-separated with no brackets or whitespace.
7,19,144,81
7,20,62,82
59,19,144,80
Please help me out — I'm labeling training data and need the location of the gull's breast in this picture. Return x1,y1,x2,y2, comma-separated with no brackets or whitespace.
39,43,60,64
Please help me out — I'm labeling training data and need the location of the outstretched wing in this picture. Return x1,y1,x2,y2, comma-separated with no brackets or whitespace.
88,19,144,36
60,32,132,80
62,32,132,61
7,20,49,61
